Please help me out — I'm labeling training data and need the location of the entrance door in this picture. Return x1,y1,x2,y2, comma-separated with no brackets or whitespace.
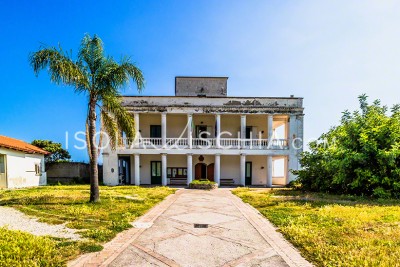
151,161,162,184
195,163,207,179
0,155,6,188
245,162,252,185
118,156,130,185
207,163,214,181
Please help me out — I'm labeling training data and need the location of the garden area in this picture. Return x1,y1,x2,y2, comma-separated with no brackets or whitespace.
233,188,400,267
232,95,400,266
0,185,175,266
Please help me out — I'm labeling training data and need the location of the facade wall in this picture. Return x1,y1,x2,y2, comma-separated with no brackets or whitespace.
138,114,161,138
166,115,187,138
221,115,240,138
192,154,214,170
246,155,267,185
220,155,240,184
0,147,46,188
246,115,268,139
140,154,161,184
192,115,216,137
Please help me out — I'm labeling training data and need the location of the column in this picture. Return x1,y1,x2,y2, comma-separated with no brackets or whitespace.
215,114,221,148
187,114,193,149
284,156,289,184
214,154,221,186
267,155,273,187
288,114,299,182
187,154,193,185
134,113,140,148
268,114,273,141
161,153,167,186
102,151,118,186
240,115,246,148
240,154,246,186
134,154,140,185
161,113,167,148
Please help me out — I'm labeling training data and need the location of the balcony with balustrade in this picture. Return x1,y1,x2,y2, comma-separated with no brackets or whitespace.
121,137,288,150
116,113,291,152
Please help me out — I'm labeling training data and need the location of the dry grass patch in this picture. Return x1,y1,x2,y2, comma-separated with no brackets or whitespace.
233,188,400,267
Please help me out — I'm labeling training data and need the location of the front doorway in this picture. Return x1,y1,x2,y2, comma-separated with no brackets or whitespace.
207,163,215,181
245,162,252,185
0,155,6,188
118,156,130,185
195,163,207,179
151,161,162,184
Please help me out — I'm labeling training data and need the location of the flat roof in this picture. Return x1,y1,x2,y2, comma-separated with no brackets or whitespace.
122,95,303,99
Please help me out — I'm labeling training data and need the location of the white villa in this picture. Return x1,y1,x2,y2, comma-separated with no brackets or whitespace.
103,77,304,187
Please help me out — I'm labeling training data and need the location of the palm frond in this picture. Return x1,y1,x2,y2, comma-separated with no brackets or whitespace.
101,95,135,148
96,56,144,95
78,34,104,76
29,46,89,90
100,109,119,150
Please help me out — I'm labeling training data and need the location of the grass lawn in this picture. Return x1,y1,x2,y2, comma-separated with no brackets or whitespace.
0,185,175,266
233,188,400,267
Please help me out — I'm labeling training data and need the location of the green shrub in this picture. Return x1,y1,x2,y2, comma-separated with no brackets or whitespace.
295,95,400,198
0,227,65,266
190,179,217,185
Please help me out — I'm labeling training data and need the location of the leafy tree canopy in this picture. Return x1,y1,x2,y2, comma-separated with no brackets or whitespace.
295,94,400,198
31,139,71,165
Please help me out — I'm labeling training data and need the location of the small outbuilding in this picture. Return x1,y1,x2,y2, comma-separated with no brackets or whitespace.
0,135,49,189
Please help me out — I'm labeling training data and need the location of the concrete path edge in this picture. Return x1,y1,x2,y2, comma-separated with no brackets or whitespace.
228,192,312,267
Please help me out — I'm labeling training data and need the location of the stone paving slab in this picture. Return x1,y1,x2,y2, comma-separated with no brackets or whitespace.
69,189,312,267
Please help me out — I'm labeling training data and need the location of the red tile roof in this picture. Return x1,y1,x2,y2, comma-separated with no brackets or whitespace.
0,135,50,155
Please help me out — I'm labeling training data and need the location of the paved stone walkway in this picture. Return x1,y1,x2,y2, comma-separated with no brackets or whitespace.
69,189,311,267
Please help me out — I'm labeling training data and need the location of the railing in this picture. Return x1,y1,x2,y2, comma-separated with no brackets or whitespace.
122,138,289,150
220,138,240,148
166,138,188,148
192,138,216,148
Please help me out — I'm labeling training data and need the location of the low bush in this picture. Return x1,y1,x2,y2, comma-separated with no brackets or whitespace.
189,179,217,189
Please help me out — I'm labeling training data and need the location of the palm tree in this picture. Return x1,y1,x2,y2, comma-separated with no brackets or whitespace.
30,34,144,202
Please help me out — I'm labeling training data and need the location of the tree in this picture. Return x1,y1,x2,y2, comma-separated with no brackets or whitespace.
30,34,144,202
31,139,71,166
294,95,400,198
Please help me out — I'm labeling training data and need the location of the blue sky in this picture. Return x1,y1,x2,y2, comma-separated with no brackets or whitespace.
1,0,400,161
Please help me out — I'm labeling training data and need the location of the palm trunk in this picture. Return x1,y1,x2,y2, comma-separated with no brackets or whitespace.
89,96,100,202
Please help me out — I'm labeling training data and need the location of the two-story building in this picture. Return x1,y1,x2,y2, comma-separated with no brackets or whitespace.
103,77,304,187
